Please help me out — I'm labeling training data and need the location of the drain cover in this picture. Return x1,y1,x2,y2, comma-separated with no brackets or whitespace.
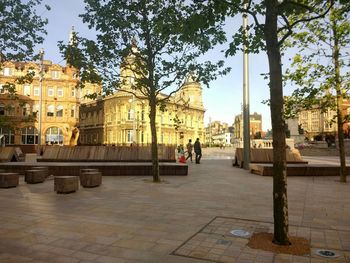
230,229,250,238
315,249,339,258
216,239,232,245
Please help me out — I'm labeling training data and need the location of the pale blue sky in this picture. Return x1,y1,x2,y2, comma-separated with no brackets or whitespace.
36,0,287,131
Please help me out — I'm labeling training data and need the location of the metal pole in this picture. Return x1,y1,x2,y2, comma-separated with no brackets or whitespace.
132,94,136,144
38,49,44,148
243,2,251,169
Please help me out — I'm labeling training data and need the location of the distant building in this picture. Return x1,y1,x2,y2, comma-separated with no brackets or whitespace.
233,112,262,139
204,121,234,146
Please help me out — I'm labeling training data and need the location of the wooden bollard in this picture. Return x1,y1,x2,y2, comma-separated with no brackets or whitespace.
80,171,102,188
31,166,49,178
25,170,46,184
54,176,79,194
80,168,99,176
0,173,19,188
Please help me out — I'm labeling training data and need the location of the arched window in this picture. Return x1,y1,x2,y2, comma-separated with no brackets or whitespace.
47,105,54,117
22,103,31,116
45,127,63,145
56,105,63,117
21,126,38,144
0,127,15,145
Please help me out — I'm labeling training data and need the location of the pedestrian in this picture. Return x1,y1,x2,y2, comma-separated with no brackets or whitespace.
186,139,193,162
194,138,202,164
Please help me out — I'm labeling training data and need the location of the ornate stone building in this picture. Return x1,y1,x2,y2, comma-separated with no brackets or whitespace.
0,60,99,146
78,78,205,146
233,112,262,139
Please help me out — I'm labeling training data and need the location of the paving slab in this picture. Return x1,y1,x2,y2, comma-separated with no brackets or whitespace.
0,156,349,262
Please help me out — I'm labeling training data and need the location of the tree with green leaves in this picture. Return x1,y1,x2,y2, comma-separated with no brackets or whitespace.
0,0,49,130
191,0,333,245
59,0,228,182
284,1,350,183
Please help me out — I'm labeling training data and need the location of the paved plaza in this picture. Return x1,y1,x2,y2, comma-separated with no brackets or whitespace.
0,149,350,262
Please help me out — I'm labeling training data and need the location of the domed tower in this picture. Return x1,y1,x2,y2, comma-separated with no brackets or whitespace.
178,75,204,109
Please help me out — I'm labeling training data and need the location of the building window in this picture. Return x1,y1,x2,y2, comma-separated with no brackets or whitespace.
71,106,76,118
23,103,31,116
128,109,134,120
33,86,39,96
56,105,63,117
6,105,15,116
21,126,38,144
141,110,145,121
0,104,4,115
47,105,54,117
0,127,15,145
3,68,13,76
45,126,63,145
57,88,64,97
127,130,133,143
71,88,76,97
23,85,31,96
48,87,54,97
51,71,60,79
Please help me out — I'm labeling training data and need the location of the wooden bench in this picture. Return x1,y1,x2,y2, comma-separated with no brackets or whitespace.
54,176,79,194
80,171,102,188
233,148,308,168
0,172,19,188
25,170,46,184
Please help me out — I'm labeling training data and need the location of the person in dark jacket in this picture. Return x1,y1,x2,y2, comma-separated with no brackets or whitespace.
193,138,202,164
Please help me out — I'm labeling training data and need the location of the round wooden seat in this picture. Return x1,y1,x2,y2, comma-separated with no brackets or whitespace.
25,170,46,184
0,173,19,188
54,176,79,194
80,168,99,176
80,171,102,188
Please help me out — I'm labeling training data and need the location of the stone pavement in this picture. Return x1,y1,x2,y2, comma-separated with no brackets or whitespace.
0,156,350,262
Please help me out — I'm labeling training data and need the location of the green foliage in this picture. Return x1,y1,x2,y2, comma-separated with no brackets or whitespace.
284,1,350,120
0,0,48,130
0,0,49,62
59,1,229,98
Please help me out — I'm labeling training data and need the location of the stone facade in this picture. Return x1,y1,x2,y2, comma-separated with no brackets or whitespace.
0,60,99,146
79,79,205,146
233,112,262,139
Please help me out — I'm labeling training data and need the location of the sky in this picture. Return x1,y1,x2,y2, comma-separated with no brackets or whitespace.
36,0,282,131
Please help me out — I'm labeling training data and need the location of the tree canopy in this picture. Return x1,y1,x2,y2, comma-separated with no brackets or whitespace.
60,0,229,181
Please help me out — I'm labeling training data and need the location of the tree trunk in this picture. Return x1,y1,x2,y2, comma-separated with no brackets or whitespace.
149,93,160,182
332,14,347,183
265,0,290,245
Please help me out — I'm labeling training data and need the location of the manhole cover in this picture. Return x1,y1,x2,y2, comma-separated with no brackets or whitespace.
315,249,339,258
230,229,250,238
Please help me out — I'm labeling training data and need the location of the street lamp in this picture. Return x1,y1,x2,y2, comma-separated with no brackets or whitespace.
38,49,44,147
242,1,251,169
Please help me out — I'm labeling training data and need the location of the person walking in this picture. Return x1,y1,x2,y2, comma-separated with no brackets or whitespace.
193,138,202,164
185,139,193,162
